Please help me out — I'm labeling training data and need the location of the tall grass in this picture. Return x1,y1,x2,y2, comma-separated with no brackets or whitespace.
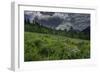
24,32,90,61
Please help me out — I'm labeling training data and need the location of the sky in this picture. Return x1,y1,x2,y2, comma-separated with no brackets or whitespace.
24,11,90,31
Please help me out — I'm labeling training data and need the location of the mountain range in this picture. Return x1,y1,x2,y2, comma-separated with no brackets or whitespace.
24,11,90,32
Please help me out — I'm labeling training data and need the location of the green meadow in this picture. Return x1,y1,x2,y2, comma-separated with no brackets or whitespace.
24,32,90,61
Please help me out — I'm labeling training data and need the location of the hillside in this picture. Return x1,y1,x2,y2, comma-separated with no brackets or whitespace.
24,21,90,40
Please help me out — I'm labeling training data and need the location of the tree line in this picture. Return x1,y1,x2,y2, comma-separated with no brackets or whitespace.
24,19,90,40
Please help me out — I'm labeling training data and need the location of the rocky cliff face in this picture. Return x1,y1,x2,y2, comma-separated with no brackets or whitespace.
69,13,90,31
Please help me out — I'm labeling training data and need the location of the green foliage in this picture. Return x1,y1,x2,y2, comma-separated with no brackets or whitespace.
24,21,90,40
24,32,90,61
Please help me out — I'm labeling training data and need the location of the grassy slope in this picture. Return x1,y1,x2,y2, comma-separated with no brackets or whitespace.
24,32,90,61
